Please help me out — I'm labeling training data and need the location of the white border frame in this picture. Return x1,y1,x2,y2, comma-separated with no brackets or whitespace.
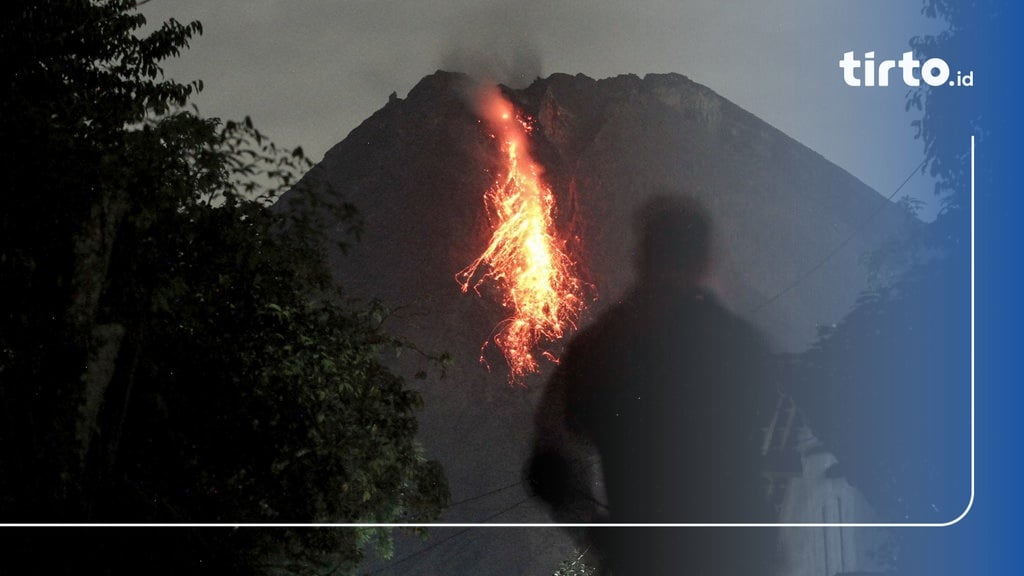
8,138,976,529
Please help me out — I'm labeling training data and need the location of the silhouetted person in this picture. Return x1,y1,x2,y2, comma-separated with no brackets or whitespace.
528,196,777,575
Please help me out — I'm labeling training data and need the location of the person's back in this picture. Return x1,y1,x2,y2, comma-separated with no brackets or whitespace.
529,196,778,575
572,287,773,523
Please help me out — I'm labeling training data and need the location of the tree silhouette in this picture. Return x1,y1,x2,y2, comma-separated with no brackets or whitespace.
0,2,447,573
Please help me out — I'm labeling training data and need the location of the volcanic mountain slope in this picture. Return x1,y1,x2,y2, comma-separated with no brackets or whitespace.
278,71,914,574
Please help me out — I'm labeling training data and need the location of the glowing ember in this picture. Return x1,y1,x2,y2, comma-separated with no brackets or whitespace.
458,86,586,381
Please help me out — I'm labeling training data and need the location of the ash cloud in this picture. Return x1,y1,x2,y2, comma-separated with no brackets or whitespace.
438,5,544,88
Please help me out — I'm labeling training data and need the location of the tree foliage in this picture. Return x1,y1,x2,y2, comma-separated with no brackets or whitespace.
553,550,597,576
1,1,448,573
909,1,1005,240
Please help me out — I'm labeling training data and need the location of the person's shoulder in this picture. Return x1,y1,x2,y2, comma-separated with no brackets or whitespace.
557,299,640,381
571,299,635,344
697,291,770,347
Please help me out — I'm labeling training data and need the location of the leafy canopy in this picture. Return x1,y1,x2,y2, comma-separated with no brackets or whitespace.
1,1,448,573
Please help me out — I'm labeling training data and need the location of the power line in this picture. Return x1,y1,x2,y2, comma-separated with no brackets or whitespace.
446,480,523,508
747,158,928,315
363,497,531,575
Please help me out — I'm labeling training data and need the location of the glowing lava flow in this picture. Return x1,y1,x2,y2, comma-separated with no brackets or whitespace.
458,88,586,382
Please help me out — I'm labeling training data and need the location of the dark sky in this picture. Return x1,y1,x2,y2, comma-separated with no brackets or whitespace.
142,0,947,218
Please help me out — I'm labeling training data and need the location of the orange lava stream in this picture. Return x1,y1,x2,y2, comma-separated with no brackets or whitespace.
458,89,585,382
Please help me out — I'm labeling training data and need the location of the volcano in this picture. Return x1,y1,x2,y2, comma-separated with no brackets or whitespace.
278,71,914,574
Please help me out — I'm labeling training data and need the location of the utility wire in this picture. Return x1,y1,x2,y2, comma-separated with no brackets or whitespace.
747,158,928,315
364,496,531,575
446,480,524,508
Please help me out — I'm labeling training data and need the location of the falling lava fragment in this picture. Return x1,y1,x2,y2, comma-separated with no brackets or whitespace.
457,87,587,382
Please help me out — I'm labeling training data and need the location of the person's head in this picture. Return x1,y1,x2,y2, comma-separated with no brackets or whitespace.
635,195,711,285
